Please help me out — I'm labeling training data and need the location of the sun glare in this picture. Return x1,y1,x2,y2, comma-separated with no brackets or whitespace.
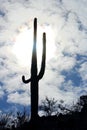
12,23,56,68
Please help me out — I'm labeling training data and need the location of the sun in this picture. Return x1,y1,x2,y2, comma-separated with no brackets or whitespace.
12,23,56,68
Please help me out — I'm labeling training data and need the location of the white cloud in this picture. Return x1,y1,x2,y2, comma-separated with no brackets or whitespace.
0,0,87,107
7,91,30,106
63,0,87,26
78,62,87,81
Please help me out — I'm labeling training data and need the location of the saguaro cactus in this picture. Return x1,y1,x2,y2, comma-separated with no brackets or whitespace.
22,18,46,120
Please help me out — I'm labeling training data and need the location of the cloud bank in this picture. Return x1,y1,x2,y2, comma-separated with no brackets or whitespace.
0,0,87,111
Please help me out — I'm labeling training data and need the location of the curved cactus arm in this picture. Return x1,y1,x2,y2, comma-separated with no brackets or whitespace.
22,75,31,84
38,32,46,80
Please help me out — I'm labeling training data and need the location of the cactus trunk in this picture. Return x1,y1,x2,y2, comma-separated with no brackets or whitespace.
31,18,38,119
22,18,46,120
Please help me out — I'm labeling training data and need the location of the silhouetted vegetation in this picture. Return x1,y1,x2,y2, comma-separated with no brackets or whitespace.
40,97,58,116
0,94,87,130
0,108,29,130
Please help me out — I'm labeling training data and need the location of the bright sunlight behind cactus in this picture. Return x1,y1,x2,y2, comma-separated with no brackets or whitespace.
22,18,46,120
12,19,55,68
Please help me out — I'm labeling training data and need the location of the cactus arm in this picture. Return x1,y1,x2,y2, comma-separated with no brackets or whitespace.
38,32,46,80
22,75,31,83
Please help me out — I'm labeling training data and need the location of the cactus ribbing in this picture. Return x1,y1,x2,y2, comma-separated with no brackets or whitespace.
22,18,46,120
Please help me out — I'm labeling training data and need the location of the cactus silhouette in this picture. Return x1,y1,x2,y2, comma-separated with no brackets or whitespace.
22,18,46,120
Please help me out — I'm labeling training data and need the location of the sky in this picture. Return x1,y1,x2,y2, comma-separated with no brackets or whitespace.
0,0,87,114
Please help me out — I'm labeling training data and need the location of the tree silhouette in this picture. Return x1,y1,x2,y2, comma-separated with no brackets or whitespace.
16,108,28,127
40,97,58,116
22,18,46,120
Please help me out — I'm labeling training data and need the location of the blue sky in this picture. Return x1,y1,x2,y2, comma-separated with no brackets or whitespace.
0,0,87,114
